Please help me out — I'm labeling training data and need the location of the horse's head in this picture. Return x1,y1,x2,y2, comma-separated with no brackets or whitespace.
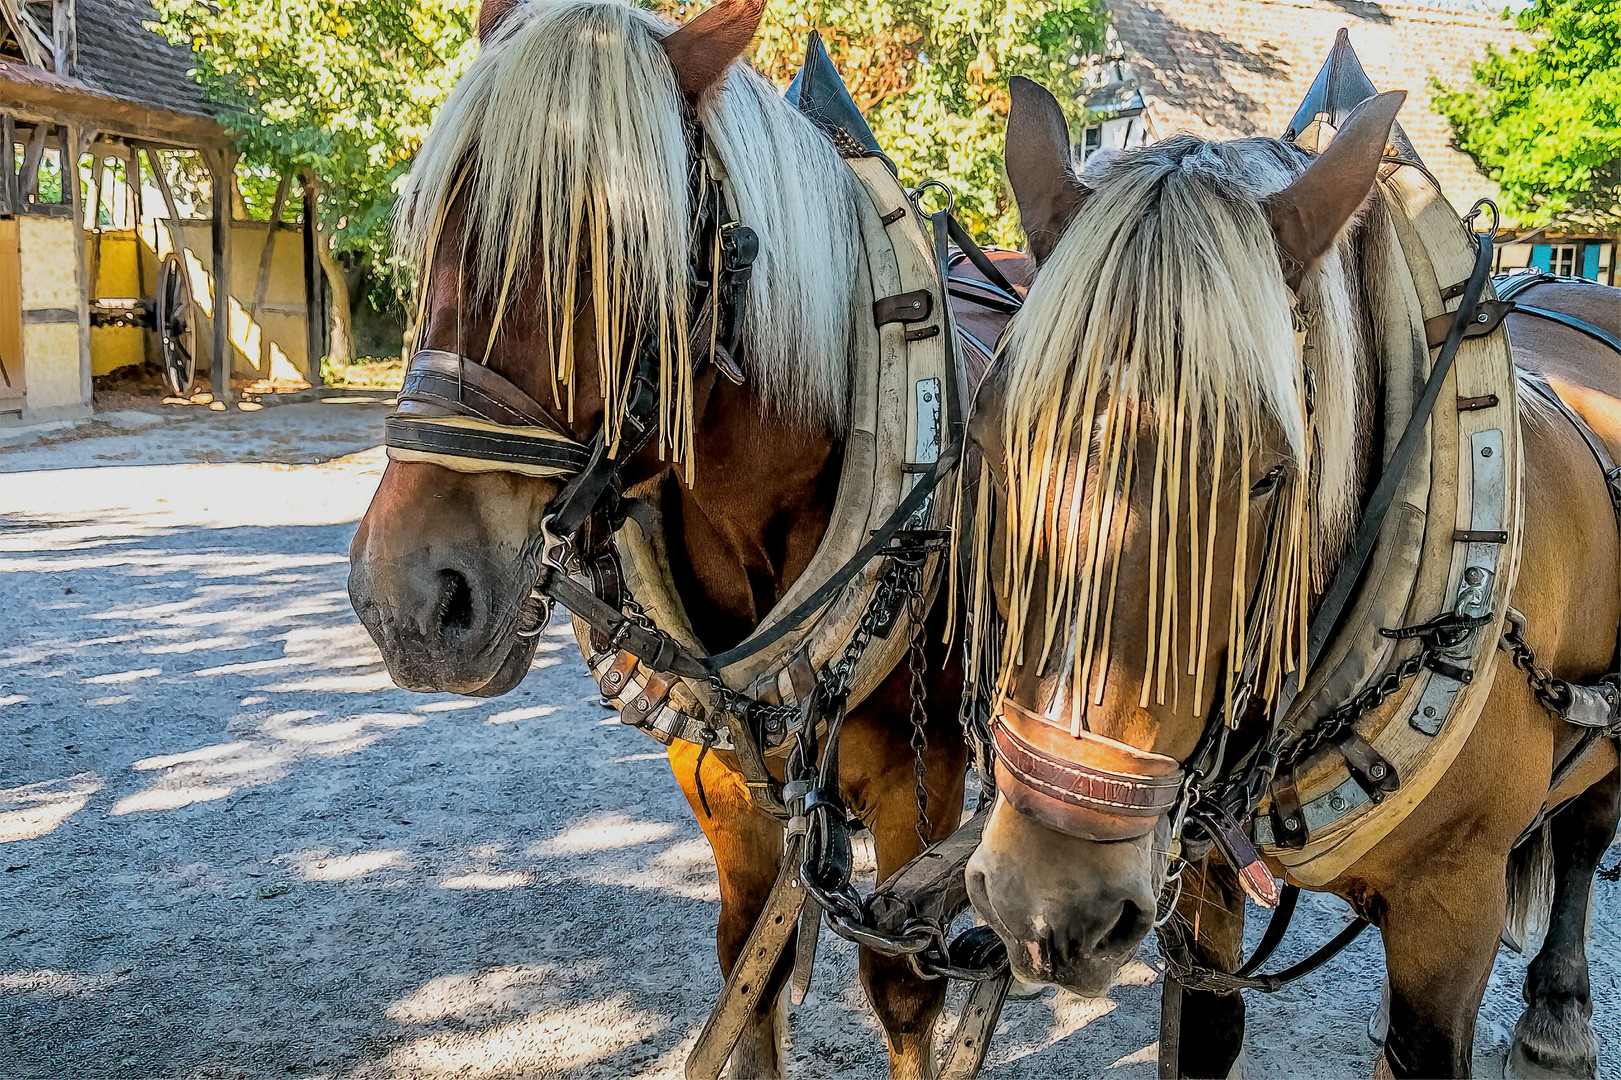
963,80,1404,993
350,0,856,696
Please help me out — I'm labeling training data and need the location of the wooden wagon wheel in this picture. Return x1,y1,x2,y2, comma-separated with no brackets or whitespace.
156,251,198,397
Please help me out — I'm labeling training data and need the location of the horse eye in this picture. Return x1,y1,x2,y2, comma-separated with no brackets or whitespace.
1250,464,1287,497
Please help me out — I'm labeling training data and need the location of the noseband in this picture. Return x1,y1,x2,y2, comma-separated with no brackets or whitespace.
992,699,1183,841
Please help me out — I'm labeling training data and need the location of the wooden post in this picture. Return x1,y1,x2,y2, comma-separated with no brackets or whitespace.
16,123,46,203
300,170,323,386
65,123,92,409
85,152,104,296
126,146,142,304
144,146,184,253
1,114,17,215
51,0,76,75
207,147,236,406
124,145,139,231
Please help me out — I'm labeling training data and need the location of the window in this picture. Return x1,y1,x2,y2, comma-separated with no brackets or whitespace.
1549,244,1580,277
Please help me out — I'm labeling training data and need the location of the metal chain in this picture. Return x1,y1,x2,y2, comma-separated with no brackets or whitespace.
1502,608,1573,717
905,580,931,846
1278,649,1427,771
783,544,1008,982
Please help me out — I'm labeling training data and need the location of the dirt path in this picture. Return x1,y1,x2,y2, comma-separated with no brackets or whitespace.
1,402,1616,1079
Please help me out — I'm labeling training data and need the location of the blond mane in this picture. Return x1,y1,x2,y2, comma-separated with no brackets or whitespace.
969,135,1371,728
398,0,861,464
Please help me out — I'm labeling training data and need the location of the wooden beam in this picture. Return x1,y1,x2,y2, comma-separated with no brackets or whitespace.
144,146,184,254
52,0,74,76
248,170,292,326
3,1,48,69
0,79,229,148
64,120,90,407
124,143,137,229
0,113,16,214
207,147,235,405
127,144,141,301
16,120,45,199
301,170,322,385
84,151,104,294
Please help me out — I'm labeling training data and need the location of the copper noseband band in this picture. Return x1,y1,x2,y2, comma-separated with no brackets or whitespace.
992,699,1184,841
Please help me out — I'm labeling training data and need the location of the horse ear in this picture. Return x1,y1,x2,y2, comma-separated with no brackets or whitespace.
1005,76,1087,265
662,0,765,103
477,0,519,41
1263,90,1406,290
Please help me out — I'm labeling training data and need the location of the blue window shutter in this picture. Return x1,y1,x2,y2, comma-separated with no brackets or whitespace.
1582,243,1601,280
1530,245,1552,271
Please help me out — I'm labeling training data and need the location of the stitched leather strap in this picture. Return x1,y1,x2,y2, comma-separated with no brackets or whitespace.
991,700,1183,841
395,349,562,427
384,416,592,474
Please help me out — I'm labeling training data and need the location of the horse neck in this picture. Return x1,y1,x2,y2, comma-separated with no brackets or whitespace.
667,375,842,651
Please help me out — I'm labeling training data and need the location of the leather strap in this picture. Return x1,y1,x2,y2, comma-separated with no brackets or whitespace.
991,700,1184,841
1513,304,1621,359
1304,227,1497,664
384,415,591,474
395,348,560,427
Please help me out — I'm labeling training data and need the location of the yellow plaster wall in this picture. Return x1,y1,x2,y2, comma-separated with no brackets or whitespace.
19,215,86,412
155,221,312,385
22,323,81,406
88,229,146,376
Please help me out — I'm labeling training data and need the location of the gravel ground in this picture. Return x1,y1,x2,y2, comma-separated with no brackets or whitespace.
1,400,1617,1079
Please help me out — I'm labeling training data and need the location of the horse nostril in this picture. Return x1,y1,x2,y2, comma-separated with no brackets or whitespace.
435,568,475,637
1097,897,1151,956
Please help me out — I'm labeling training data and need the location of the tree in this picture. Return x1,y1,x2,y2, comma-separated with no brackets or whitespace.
679,0,1104,243
160,0,1100,369
153,0,480,365
1434,0,1621,229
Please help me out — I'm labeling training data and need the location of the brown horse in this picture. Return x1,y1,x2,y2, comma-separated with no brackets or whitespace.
962,78,1621,1078
346,1,1017,1076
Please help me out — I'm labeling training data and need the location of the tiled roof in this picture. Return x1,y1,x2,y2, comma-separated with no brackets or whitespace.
1097,0,1526,213
74,0,216,119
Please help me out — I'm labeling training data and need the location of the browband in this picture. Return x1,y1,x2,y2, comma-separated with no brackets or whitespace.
385,350,595,477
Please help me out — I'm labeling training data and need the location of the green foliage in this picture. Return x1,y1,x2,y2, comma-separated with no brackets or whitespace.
152,0,480,294
160,0,1102,300
671,0,1104,243
1434,0,1621,228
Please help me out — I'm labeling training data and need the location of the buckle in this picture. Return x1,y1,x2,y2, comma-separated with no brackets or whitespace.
720,222,758,278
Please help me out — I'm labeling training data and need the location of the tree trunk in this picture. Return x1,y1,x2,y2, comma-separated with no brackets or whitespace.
314,226,353,368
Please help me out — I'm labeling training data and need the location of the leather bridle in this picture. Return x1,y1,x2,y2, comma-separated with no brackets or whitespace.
383,115,967,689
382,116,760,657
983,216,1501,882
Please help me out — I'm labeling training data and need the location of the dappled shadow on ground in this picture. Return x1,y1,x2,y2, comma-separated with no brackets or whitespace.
0,473,1175,1079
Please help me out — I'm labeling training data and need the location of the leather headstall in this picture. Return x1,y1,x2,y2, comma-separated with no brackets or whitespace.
992,698,1184,842
382,117,760,669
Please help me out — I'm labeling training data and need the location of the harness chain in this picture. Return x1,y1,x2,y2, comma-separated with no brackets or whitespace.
1502,610,1574,717
907,582,932,847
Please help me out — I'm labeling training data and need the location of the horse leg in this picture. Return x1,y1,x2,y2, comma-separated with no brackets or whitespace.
1509,767,1621,1080
847,719,969,1080
670,741,795,1080
1376,865,1508,1078
1163,857,1247,1079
